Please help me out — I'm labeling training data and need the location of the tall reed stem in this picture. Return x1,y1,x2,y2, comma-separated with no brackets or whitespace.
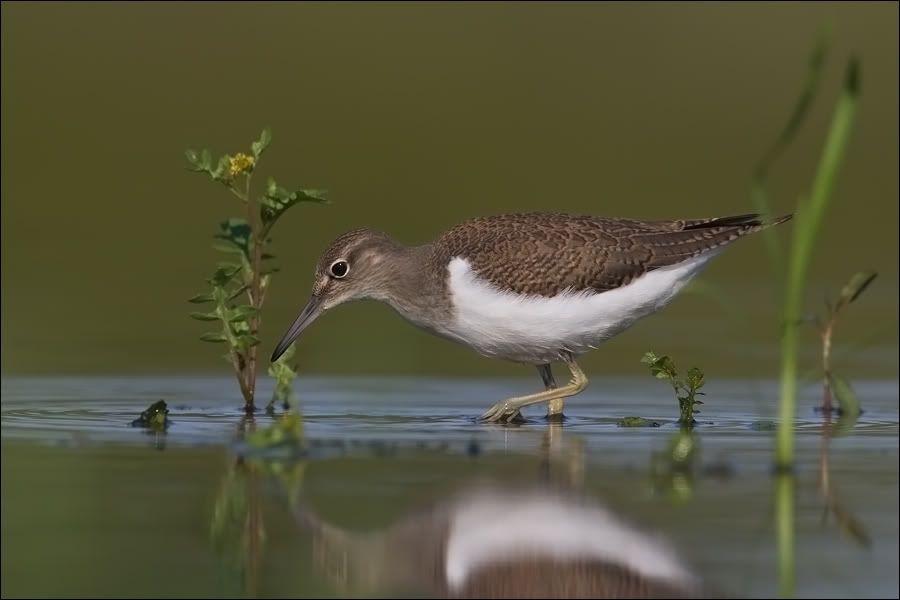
776,57,859,470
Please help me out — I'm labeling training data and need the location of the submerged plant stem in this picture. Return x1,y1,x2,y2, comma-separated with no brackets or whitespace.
776,473,795,598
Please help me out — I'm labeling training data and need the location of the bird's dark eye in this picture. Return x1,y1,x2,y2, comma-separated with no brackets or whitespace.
330,260,349,278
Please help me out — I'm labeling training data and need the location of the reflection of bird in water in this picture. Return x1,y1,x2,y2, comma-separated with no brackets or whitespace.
290,483,726,598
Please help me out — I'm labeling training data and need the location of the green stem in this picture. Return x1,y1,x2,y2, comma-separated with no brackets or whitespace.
245,173,262,409
775,473,795,598
821,318,834,411
776,57,859,470
229,349,251,404
225,177,257,409
227,185,247,203
219,298,252,404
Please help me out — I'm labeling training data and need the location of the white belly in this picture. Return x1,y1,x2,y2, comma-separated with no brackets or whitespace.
441,253,720,364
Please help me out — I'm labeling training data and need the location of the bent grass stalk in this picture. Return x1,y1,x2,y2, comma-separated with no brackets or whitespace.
815,270,876,416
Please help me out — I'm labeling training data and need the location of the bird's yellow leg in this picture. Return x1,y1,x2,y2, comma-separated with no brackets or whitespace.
481,358,588,423
538,363,566,420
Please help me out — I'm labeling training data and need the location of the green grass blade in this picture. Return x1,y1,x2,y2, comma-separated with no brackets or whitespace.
776,474,795,598
777,56,860,470
753,26,831,288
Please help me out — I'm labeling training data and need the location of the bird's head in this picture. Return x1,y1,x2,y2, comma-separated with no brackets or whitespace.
270,228,402,362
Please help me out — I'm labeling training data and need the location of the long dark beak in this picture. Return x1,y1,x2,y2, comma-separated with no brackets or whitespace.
271,295,324,362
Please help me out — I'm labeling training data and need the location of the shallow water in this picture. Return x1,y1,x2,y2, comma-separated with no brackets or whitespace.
2,375,898,598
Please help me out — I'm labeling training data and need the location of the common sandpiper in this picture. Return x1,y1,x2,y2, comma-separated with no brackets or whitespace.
271,211,791,423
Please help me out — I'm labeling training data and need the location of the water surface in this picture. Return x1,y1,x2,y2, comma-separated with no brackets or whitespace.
2,376,898,598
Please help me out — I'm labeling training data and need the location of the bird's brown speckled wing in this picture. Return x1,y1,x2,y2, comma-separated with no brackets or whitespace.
449,558,724,599
434,212,790,297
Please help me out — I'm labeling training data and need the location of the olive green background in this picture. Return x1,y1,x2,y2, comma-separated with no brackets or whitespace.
2,2,897,379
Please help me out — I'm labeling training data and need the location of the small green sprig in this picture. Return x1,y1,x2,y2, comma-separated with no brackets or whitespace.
641,351,706,426
267,343,299,412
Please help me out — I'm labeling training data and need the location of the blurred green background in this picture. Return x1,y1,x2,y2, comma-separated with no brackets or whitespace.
2,2,897,379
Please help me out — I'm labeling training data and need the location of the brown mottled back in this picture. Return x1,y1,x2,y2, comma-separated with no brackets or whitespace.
446,558,726,599
432,212,791,296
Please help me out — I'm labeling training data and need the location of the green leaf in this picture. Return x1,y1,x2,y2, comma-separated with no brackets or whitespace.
212,242,245,255
213,218,251,258
190,311,220,322
642,351,678,382
640,351,659,365
261,182,329,226
229,305,259,322
835,271,877,312
200,332,228,343
185,149,202,170
828,372,861,417
266,176,279,197
251,127,272,159
216,260,243,272
207,265,241,288
831,409,860,438
617,416,660,428
236,334,261,349
268,346,299,408
188,293,214,304
687,367,705,392
201,148,212,170
274,342,296,363
212,155,230,181
227,284,251,301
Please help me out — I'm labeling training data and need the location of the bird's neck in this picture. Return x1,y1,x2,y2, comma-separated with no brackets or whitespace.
376,243,453,331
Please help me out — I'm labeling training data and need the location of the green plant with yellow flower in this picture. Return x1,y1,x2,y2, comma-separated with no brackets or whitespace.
185,128,327,413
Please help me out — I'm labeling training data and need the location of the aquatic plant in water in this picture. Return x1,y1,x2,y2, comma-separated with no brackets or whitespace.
130,399,170,431
641,351,705,427
638,351,704,501
185,129,327,412
808,270,876,416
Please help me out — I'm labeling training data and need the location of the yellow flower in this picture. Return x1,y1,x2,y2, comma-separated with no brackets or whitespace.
228,153,255,177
